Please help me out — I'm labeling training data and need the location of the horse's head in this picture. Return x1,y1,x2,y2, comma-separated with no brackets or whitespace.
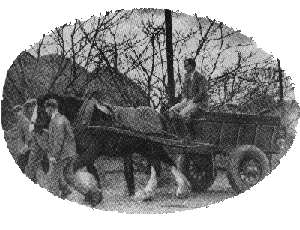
30,93,83,133
61,96,84,123
29,96,51,134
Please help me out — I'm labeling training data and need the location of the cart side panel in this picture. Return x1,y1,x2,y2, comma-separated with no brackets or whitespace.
254,125,274,152
269,126,284,153
197,111,281,126
237,124,257,145
219,123,240,148
192,121,222,144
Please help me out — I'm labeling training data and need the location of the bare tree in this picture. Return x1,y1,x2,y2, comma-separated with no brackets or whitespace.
6,11,294,113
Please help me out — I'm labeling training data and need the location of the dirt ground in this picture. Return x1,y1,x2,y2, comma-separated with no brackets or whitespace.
35,164,235,214
99,171,235,214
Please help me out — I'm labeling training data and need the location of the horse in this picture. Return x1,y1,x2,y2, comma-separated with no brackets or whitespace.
31,93,191,201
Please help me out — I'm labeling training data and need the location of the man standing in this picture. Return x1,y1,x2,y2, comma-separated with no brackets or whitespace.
169,58,208,120
13,105,31,173
24,98,48,183
45,99,77,198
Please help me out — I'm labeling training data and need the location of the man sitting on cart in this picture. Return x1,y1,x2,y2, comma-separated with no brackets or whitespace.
169,58,208,120
168,57,208,145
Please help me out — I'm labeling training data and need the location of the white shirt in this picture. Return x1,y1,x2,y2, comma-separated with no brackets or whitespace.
188,69,196,81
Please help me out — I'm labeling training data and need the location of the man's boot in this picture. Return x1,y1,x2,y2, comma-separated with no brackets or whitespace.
59,180,73,200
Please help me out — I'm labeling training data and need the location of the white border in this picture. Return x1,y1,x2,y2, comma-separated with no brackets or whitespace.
0,1,299,229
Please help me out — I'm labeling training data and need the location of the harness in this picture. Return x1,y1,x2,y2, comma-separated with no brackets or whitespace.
72,98,90,131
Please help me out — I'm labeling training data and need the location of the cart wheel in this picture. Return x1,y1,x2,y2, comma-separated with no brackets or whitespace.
182,154,215,192
227,145,270,193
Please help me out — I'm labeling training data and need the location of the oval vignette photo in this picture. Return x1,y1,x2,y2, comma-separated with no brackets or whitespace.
1,9,298,214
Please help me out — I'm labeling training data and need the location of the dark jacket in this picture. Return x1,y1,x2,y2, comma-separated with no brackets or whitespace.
48,112,76,161
182,70,208,108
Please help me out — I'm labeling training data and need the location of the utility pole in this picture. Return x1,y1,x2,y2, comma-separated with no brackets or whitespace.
165,9,175,107
277,58,284,104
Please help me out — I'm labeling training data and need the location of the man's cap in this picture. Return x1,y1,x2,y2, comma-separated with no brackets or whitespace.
44,99,58,109
12,105,24,113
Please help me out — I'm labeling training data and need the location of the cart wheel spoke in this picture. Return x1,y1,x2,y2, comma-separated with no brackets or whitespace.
182,155,215,192
239,158,262,186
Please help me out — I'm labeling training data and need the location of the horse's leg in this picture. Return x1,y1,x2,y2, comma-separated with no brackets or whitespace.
147,159,161,178
72,143,101,189
86,163,101,188
73,159,100,188
145,159,162,188
153,145,191,198
134,145,165,201
123,155,135,196
144,166,157,197
134,164,158,201
65,158,103,207
170,165,191,198
144,165,158,194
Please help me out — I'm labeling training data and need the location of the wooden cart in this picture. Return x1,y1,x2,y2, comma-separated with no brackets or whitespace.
87,111,284,194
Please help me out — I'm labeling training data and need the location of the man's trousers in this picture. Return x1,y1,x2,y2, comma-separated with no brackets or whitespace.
25,132,48,183
169,99,199,118
25,150,45,183
47,157,74,198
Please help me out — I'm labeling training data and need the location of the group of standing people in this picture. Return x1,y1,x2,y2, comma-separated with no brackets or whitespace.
12,98,77,199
